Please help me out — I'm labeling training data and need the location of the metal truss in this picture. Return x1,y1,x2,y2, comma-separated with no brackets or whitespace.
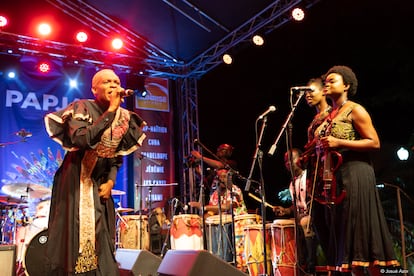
1,0,321,79
184,0,321,78
175,77,200,203
0,0,320,201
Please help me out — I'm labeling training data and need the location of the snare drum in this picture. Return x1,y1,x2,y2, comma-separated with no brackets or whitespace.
170,214,203,250
119,215,150,250
234,214,261,271
24,229,49,276
205,214,234,262
271,219,296,276
244,223,272,276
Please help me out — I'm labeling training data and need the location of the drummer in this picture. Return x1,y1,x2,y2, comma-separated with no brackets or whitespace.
190,168,247,217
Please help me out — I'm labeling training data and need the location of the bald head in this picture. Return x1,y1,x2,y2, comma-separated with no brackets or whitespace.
91,69,120,95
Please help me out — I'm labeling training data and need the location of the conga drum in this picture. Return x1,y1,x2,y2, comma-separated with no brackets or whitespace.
119,215,150,250
243,223,272,276
234,214,261,271
205,214,234,262
170,214,203,250
271,219,296,276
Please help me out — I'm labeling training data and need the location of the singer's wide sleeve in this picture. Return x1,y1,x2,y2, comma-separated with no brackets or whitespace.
115,110,146,156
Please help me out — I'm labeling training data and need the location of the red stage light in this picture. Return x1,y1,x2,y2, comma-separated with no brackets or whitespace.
37,23,52,36
111,38,123,50
76,31,88,43
38,62,51,73
0,16,8,28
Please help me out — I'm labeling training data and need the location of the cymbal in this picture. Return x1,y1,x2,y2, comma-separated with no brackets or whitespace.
0,195,28,206
116,207,134,213
1,183,51,199
137,183,178,187
111,189,126,195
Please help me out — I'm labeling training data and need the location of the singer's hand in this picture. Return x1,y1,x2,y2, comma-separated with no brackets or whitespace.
108,88,123,112
99,179,114,200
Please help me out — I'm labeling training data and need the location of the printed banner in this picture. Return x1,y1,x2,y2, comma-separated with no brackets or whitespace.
0,56,174,214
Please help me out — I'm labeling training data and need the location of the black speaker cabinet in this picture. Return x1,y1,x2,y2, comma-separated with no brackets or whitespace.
0,244,16,276
157,250,245,276
115,249,161,276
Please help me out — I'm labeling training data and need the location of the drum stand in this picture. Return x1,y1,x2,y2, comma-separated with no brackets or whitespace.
115,209,128,248
215,189,236,265
135,153,162,251
160,222,170,258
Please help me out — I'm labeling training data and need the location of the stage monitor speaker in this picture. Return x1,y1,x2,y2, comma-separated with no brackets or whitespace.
115,249,161,276
157,250,245,276
0,244,16,276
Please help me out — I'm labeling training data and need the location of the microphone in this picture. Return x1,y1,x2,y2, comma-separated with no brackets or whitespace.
119,89,136,97
258,105,277,119
193,139,199,145
291,86,314,93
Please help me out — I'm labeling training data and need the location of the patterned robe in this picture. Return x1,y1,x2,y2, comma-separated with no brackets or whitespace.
44,99,146,275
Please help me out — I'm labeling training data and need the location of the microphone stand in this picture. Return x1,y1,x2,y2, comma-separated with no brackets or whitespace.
195,146,208,250
268,92,305,156
217,188,224,260
229,186,237,268
244,115,269,276
135,152,162,250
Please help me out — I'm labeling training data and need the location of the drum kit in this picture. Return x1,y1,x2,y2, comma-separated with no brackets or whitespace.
0,182,52,274
0,180,297,276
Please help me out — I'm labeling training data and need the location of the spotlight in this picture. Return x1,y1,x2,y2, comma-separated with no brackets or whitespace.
38,61,51,73
7,71,16,79
37,23,52,36
140,90,148,97
292,7,305,21
397,147,409,161
0,15,8,28
222,53,233,65
111,38,123,50
76,31,88,43
252,35,264,46
69,79,78,88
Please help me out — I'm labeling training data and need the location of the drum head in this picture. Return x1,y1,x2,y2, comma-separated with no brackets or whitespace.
24,229,49,276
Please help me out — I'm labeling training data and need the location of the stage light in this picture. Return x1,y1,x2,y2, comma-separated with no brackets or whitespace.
76,31,88,43
397,147,410,161
0,16,8,28
111,38,123,50
38,61,51,73
252,35,264,46
140,90,148,97
222,53,233,65
37,23,52,36
69,79,78,89
292,7,305,21
7,71,16,79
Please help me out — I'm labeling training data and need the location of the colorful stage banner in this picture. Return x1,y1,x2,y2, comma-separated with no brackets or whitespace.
0,56,174,213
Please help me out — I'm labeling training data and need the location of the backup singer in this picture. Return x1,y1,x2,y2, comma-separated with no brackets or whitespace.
44,69,146,275
315,65,399,275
